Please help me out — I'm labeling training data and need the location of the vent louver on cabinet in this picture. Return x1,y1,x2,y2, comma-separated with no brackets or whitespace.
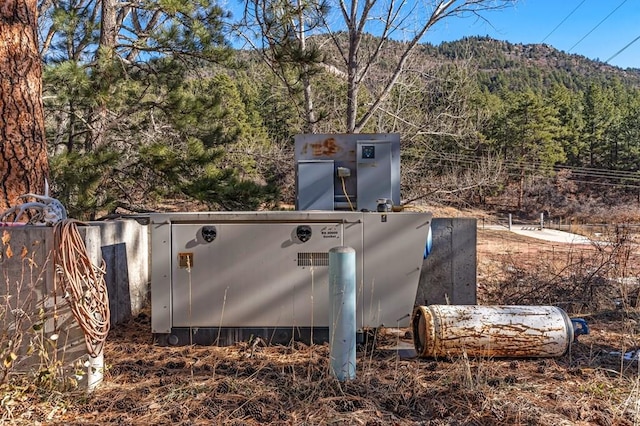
297,252,329,267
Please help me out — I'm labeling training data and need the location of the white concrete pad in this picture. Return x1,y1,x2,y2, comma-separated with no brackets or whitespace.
510,228,592,244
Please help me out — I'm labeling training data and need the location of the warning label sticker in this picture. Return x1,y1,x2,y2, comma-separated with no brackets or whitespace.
320,226,340,239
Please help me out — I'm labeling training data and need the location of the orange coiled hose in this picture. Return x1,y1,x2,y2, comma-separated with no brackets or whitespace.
53,219,110,358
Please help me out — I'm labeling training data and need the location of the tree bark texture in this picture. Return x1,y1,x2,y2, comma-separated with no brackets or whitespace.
91,0,118,149
0,0,49,211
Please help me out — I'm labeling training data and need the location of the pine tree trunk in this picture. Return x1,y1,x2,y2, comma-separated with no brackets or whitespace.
0,0,49,211
91,0,118,150
297,10,316,134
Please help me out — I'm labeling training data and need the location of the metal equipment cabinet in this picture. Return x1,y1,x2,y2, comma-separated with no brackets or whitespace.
295,134,401,211
150,211,431,345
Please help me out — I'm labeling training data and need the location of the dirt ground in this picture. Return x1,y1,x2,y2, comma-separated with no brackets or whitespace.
4,227,640,425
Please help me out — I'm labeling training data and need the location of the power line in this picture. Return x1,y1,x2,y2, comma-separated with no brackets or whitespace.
606,33,640,64
424,151,640,187
568,0,629,53
541,0,587,43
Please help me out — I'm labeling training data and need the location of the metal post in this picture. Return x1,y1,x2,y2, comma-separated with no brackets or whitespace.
87,350,104,393
328,246,356,381
540,213,544,230
508,214,512,231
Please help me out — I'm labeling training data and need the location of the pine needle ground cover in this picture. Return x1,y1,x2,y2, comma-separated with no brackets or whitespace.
3,227,640,425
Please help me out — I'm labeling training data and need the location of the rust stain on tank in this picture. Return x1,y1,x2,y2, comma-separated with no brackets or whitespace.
413,305,574,359
309,137,341,157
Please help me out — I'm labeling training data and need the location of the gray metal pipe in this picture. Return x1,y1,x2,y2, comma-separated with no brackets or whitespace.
329,246,356,381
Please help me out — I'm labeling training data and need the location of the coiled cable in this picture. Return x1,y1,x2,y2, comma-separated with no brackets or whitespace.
53,219,110,357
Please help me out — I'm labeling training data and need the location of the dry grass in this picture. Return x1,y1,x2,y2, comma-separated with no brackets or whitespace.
3,226,640,425
6,312,636,426
479,226,640,313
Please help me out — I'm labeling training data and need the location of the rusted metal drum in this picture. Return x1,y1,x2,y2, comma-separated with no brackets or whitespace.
412,305,576,358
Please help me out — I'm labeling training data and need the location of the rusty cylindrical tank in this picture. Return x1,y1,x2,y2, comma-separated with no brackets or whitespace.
412,305,582,358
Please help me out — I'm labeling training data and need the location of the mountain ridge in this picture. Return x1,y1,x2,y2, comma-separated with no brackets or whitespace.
416,35,640,92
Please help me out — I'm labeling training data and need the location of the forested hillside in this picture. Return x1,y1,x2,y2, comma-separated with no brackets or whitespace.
433,36,640,92
38,1,640,221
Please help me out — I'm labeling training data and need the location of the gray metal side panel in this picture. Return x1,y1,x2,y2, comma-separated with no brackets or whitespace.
297,160,335,210
362,213,432,327
90,219,150,325
415,218,477,306
151,219,172,333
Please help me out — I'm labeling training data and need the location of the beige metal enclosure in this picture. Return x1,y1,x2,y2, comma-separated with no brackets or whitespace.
150,211,431,345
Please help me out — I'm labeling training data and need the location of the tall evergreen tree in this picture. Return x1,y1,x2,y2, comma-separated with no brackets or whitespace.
617,89,640,173
550,84,584,167
582,83,615,168
488,90,564,208
39,1,276,217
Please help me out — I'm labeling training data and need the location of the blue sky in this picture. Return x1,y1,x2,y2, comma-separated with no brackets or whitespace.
229,0,640,69
424,0,640,69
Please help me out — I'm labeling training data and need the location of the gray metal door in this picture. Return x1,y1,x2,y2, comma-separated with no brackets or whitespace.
357,141,392,211
170,222,344,328
297,160,335,210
